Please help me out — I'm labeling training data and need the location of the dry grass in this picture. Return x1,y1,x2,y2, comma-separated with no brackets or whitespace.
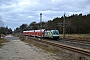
1,34,5,37
60,34,90,41
0,38,9,47
20,36,61,54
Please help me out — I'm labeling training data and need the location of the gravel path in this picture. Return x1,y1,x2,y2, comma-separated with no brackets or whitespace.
0,35,57,60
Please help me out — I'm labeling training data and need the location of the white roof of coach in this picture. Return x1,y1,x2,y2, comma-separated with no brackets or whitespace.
23,30,34,32
35,29,45,32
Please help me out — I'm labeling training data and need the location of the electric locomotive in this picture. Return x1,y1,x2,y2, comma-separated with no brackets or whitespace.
44,30,59,39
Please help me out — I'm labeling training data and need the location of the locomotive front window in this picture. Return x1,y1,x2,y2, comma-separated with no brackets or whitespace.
53,31,59,35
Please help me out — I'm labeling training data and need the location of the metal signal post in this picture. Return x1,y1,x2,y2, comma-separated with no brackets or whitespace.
40,13,42,40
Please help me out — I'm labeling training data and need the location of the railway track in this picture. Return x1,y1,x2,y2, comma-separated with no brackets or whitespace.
29,37,90,56
59,39,90,50
42,38,90,50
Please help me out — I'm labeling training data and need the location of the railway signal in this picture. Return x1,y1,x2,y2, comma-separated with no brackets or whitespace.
40,13,42,40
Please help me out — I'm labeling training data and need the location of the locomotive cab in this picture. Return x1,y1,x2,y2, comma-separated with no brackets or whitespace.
51,30,59,39
44,30,59,39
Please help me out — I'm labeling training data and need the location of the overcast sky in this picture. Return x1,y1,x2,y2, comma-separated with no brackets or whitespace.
0,0,90,30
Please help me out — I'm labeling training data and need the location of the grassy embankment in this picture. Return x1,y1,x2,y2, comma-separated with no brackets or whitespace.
20,36,61,54
60,34,90,41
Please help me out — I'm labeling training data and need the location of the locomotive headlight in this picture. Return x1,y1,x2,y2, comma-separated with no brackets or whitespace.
50,32,52,35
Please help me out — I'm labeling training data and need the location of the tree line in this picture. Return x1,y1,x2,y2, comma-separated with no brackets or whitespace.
14,13,90,34
0,27,12,38
0,27,12,34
